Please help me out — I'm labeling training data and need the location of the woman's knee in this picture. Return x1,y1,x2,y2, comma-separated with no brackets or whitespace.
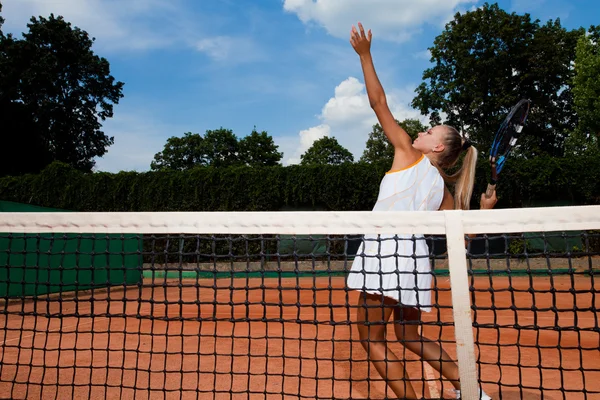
356,316,389,352
357,326,389,361
355,292,394,347
393,319,423,351
393,307,421,345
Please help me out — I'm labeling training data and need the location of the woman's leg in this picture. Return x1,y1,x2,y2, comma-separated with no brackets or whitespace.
356,292,418,399
393,306,461,390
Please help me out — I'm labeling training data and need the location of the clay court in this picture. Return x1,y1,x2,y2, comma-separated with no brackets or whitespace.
0,273,598,400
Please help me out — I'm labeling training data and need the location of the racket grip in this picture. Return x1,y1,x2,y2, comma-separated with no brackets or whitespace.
485,184,496,198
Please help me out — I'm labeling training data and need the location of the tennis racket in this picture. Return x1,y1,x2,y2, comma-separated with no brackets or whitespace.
486,99,531,198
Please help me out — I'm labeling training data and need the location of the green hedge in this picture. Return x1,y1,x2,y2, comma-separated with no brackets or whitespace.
0,155,598,212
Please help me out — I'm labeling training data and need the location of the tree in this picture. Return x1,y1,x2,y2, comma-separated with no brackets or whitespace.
570,25,600,153
360,119,428,164
411,3,582,157
238,127,283,166
202,128,240,168
300,137,354,165
151,128,239,170
0,13,124,176
150,132,206,171
151,127,283,170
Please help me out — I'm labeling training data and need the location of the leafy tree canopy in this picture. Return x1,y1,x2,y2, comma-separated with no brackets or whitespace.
0,12,124,176
300,136,354,165
412,2,583,157
151,127,283,171
569,25,600,154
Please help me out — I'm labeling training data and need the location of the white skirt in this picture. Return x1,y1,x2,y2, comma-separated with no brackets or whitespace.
347,234,433,312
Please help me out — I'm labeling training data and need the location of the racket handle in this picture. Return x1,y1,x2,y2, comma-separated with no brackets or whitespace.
485,183,496,198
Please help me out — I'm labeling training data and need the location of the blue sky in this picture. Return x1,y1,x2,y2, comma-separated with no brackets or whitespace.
2,0,598,172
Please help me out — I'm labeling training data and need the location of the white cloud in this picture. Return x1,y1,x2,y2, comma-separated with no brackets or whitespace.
1,0,200,52
196,36,265,63
281,77,427,165
283,0,478,42
93,109,185,173
414,49,432,60
285,125,331,165
2,1,267,60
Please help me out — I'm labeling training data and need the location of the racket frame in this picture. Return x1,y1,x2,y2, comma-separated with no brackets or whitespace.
486,99,531,198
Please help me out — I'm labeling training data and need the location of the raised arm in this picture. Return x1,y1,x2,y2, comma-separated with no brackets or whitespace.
350,23,421,164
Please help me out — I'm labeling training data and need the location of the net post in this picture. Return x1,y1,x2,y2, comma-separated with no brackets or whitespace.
444,210,479,399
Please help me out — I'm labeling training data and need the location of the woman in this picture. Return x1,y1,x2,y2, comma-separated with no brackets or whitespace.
346,23,495,399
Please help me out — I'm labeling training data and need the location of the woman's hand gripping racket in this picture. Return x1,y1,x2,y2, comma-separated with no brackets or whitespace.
486,99,531,198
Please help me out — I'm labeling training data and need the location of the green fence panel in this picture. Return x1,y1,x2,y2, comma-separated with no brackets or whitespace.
0,201,142,297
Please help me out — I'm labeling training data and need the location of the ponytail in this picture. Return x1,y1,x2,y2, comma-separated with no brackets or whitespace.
453,146,477,210
432,126,478,210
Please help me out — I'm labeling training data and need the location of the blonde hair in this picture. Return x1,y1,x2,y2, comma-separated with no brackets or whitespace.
432,125,478,210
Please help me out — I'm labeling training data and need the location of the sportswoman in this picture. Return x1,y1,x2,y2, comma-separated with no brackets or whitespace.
346,23,495,399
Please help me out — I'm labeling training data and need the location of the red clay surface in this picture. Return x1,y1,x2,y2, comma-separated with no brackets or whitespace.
0,275,598,399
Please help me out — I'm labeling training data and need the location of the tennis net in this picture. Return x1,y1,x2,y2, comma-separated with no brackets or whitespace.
0,206,599,399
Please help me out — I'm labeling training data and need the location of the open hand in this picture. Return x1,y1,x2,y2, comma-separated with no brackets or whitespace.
350,22,372,56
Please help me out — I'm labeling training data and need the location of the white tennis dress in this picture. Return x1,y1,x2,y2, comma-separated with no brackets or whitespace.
347,154,445,312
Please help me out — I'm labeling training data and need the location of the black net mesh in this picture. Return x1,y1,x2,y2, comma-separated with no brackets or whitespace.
0,227,598,399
